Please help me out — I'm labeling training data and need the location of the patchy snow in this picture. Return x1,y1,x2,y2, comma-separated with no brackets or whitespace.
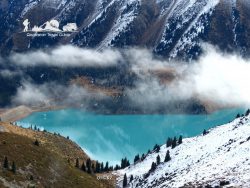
97,0,140,49
10,0,246,57
170,0,220,58
157,0,220,58
21,0,39,17
42,0,67,9
88,0,116,27
115,113,250,188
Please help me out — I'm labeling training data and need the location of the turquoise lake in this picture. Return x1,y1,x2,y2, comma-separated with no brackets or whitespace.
17,108,245,165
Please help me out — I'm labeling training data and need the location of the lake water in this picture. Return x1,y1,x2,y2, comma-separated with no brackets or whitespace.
17,108,245,165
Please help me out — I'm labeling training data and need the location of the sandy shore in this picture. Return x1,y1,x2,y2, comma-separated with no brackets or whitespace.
0,105,64,122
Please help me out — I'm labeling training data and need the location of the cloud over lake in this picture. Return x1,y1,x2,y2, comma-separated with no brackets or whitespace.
4,44,250,112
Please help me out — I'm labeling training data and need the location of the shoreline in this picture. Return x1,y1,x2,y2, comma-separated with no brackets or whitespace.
0,105,65,122
0,104,244,123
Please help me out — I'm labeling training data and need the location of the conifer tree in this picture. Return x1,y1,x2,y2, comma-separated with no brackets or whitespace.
130,175,133,182
164,150,171,162
12,162,16,173
246,109,250,116
34,139,39,146
95,161,101,173
121,158,127,169
91,163,95,173
121,158,124,169
178,135,183,144
86,159,92,174
81,162,86,172
123,173,127,187
104,161,109,172
3,157,8,169
114,164,120,171
75,158,79,168
109,166,113,171
100,162,104,173
166,137,172,147
172,137,177,149
141,153,145,161
154,144,160,152
156,155,161,165
126,159,130,167
203,129,208,135
150,162,156,172
121,158,130,169
134,154,140,163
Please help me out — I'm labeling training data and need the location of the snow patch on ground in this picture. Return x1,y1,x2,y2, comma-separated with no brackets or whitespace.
115,113,250,188
97,0,140,49
42,0,67,9
157,0,220,58
170,0,219,58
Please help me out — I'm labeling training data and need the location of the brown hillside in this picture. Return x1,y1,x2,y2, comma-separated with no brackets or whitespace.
0,122,114,188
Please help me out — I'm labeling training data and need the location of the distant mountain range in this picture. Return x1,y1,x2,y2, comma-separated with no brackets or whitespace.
1,0,250,59
115,111,250,187
1,0,250,113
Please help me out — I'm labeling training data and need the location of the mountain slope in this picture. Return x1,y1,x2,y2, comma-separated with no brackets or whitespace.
0,122,113,188
1,0,250,58
115,112,250,187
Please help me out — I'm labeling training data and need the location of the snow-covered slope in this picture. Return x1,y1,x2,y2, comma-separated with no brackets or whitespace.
115,113,250,187
1,0,250,58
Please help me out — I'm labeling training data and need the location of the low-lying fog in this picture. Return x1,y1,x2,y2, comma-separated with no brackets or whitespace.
1,44,250,113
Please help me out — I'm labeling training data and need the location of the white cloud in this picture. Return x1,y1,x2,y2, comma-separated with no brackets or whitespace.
10,45,122,67
12,82,49,106
11,81,107,107
126,44,250,109
0,69,22,78
188,45,250,106
8,44,250,111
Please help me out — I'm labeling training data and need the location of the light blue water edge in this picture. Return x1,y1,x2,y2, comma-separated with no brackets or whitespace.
17,108,245,165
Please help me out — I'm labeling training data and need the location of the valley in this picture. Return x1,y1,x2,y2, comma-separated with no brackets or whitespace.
1,0,250,187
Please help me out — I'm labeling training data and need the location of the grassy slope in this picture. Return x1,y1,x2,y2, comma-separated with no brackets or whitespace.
0,122,114,188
